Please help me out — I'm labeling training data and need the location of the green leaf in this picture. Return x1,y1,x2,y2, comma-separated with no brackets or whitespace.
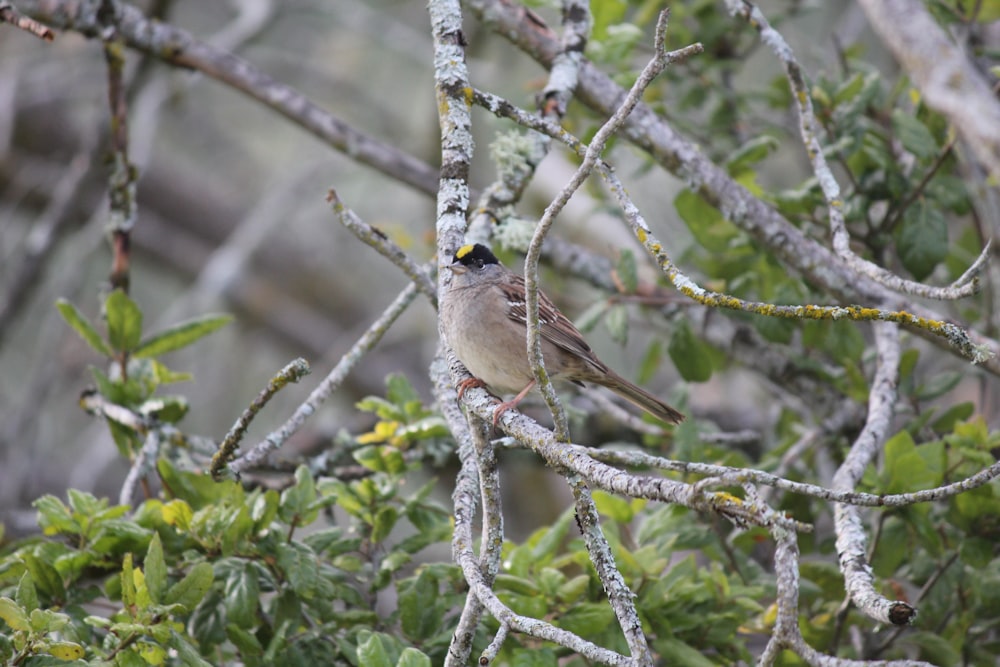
21,553,65,601
144,533,167,605
105,290,143,353
592,490,638,523
959,536,994,568
227,623,264,657
134,313,232,358
279,466,318,524
353,445,395,474
397,649,431,667
0,597,30,631
655,637,718,667
34,495,78,536
636,339,663,385
725,135,779,174
674,189,738,253
896,200,947,281
507,647,558,667
224,561,260,628
371,506,399,544
120,553,137,609
561,602,615,638
574,300,609,333
667,318,713,382
55,299,112,356
615,249,638,294
882,431,943,493
15,572,38,613
170,629,213,667
45,640,86,660
494,573,541,597
909,631,962,666
164,562,214,612
275,543,321,599
399,569,437,641
385,373,420,405
930,402,974,433
66,488,104,516
531,509,574,563
604,303,629,345
136,641,167,664
891,109,938,160
915,371,963,401
357,633,393,667
90,519,152,555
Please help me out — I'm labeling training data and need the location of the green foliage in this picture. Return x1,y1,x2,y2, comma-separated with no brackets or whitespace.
490,503,765,664
0,453,453,665
56,291,231,457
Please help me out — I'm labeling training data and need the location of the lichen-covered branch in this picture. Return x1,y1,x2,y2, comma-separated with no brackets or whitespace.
833,323,916,626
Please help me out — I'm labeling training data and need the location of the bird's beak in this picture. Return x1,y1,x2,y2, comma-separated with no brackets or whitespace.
446,261,467,275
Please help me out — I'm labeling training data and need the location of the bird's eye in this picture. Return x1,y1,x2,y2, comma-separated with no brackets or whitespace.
474,259,484,269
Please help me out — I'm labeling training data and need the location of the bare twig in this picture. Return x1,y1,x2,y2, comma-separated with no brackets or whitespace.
227,283,419,476
120,429,161,507
0,151,94,345
465,0,590,244
327,188,437,304
0,1,53,40
98,0,137,292
211,358,310,480
566,472,653,665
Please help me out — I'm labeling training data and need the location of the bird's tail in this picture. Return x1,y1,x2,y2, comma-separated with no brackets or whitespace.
599,370,685,424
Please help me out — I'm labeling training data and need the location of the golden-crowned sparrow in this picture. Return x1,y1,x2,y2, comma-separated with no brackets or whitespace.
440,243,684,425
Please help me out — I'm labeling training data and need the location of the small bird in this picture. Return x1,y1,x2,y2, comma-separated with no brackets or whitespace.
440,243,684,426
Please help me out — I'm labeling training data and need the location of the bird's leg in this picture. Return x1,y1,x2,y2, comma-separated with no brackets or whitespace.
492,379,536,426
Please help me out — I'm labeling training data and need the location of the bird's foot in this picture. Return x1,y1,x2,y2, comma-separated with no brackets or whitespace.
456,377,487,400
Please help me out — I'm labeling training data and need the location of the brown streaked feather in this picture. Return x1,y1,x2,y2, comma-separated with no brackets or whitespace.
499,275,605,370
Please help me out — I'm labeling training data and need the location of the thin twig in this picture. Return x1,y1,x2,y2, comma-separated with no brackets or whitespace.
0,2,54,40
120,430,161,507
523,10,702,441
327,188,437,304
227,283,420,477
210,358,310,480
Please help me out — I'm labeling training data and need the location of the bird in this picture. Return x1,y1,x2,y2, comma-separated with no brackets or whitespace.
439,243,684,426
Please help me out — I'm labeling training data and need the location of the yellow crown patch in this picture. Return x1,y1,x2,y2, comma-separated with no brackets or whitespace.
455,244,476,259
